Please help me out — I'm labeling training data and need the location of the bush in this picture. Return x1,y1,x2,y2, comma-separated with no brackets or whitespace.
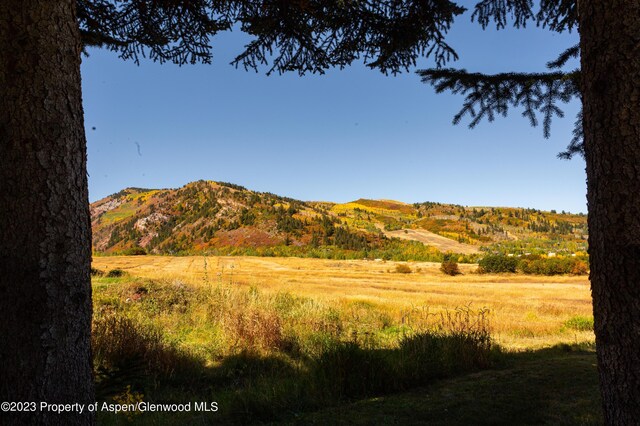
106,268,126,278
440,260,461,276
395,264,412,274
478,255,518,273
122,246,147,256
518,256,589,276
570,260,589,275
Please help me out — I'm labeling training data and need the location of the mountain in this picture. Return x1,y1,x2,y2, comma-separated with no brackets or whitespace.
90,180,588,260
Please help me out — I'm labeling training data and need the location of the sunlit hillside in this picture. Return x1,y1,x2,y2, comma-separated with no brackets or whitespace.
91,180,588,259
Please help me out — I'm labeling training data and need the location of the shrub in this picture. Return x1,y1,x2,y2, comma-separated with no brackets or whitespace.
106,268,126,278
478,255,518,273
440,260,461,276
570,260,589,275
122,246,147,256
518,256,589,276
395,264,412,274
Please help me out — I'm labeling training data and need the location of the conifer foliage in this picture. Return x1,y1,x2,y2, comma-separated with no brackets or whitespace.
419,2,582,158
77,0,465,74
78,1,582,156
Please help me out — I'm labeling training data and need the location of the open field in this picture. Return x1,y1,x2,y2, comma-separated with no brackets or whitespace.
91,255,598,424
92,255,593,349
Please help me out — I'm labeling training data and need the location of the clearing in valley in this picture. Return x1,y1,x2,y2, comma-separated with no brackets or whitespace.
382,228,480,254
92,255,592,349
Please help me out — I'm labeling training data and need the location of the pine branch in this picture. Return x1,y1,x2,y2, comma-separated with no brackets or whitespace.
77,1,584,156
537,0,578,32
418,67,583,157
232,0,466,75
78,1,234,65
547,44,580,69
471,0,577,32
558,110,584,160
77,0,466,74
77,1,577,72
472,0,534,30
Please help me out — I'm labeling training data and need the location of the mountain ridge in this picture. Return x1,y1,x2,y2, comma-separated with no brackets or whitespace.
91,180,588,260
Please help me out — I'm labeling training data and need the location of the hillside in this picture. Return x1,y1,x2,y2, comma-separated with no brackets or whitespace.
90,180,588,259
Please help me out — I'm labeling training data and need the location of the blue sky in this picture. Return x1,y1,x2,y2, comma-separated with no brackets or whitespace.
82,12,585,213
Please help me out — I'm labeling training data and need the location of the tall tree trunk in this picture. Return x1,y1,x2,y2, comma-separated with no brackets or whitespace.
0,1,94,425
578,1,640,424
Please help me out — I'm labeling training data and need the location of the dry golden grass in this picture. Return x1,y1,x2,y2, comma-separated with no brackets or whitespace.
92,255,593,349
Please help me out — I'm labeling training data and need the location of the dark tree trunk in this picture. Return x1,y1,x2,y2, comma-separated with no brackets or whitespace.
578,1,640,424
0,1,94,425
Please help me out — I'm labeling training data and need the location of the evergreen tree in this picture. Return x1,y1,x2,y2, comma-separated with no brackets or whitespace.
416,3,638,422
310,231,321,248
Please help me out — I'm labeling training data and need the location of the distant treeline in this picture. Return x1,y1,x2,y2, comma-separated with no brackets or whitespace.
478,254,588,275
99,240,481,264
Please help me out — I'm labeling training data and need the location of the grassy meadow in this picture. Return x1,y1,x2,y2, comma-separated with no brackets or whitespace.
91,255,600,424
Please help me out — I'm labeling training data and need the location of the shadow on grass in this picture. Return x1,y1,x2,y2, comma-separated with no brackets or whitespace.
92,296,598,425
95,343,601,425
285,344,602,426
95,331,497,425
